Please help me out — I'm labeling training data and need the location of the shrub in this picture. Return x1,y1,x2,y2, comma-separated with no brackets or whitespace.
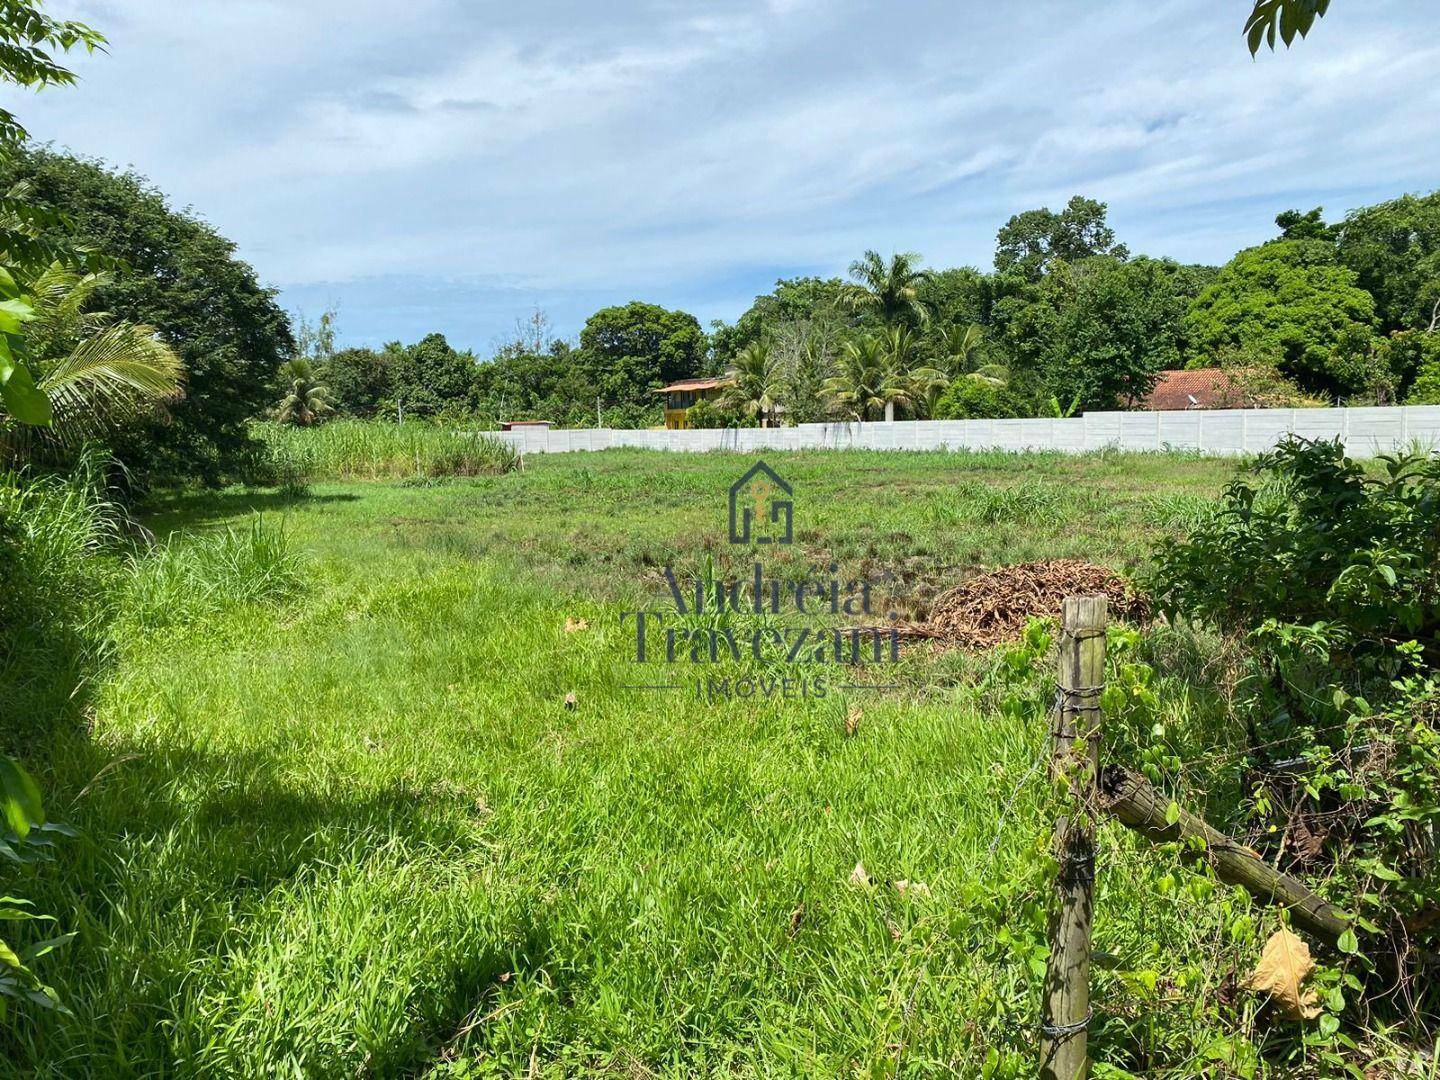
683,398,745,429
932,379,1026,420
1149,437,1440,665
1148,436,1440,973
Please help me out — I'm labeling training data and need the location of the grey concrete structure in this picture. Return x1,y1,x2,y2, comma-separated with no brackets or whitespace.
491,406,1440,459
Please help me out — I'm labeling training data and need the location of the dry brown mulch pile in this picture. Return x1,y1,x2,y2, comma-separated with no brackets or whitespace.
914,560,1147,649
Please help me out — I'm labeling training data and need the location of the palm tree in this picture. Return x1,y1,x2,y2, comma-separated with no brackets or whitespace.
724,341,785,427
1,264,184,454
276,357,332,426
882,326,948,421
931,324,984,378
780,328,836,424
824,335,914,422
927,323,1011,408
845,250,931,328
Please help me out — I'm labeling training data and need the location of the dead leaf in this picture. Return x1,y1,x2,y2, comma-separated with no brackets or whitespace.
844,706,861,738
1242,926,1321,1019
564,618,589,633
893,879,931,899
788,904,805,937
563,692,577,710
849,861,872,889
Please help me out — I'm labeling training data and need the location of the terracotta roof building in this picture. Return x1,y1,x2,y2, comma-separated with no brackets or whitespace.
1140,368,1240,411
652,376,735,429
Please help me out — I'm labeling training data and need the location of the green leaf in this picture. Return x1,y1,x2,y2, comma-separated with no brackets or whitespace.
0,937,24,972
1336,928,1359,954
0,356,53,426
21,933,75,963
0,758,43,840
1318,1012,1340,1037
1164,800,1182,827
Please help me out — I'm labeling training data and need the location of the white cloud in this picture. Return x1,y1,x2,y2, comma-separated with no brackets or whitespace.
5,0,1438,347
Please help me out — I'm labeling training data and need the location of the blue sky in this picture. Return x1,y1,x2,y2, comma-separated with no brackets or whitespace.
9,0,1439,353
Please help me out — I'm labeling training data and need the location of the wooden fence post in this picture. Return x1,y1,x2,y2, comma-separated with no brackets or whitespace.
1040,595,1108,1080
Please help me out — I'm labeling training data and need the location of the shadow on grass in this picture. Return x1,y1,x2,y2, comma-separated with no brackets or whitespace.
140,489,361,537
4,734,558,1075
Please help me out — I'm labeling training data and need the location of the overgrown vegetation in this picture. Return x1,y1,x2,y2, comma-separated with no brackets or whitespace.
253,420,519,482
1144,437,1440,1062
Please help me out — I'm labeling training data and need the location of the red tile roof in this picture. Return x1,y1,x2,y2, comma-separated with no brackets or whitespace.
1141,368,1239,411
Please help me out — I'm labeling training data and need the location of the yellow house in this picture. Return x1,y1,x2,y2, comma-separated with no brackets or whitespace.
653,376,734,429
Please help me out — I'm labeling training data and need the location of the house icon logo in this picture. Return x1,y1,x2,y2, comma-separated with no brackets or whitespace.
729,460,793,545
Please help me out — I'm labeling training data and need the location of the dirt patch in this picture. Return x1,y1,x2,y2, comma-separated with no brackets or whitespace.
913,560,1147,649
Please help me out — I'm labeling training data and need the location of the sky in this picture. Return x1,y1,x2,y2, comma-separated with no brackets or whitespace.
7,0,1439,353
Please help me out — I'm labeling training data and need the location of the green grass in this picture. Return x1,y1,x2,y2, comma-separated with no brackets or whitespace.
255,419,519,482
4,447,1374,1076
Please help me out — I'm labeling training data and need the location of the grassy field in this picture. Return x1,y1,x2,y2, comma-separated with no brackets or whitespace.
6,448,1308,1077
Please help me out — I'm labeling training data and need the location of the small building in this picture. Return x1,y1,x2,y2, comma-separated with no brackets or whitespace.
653,376,734,430
1141,369,1241,411
499,419,552,431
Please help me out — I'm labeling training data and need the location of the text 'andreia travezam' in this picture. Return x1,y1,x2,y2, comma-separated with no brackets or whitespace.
620,562,901,667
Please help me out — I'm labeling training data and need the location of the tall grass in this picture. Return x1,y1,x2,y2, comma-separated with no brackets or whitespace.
929,478,1064,525
121,517,303,634
255,420,519,482
0,462,121,742
2,462,306,741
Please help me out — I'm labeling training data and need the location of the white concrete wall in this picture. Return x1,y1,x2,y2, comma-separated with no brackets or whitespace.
493,406,1440,460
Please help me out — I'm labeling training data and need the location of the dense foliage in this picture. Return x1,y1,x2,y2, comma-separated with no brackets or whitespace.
0,148,294,484
1150,438,1440,997
1184,240,1380,399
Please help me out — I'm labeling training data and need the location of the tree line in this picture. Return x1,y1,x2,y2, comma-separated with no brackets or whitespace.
291,192,1440,431
4,142,1437,474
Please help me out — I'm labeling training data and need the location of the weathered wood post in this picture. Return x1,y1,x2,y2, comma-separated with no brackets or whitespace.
1040,595,1108,1080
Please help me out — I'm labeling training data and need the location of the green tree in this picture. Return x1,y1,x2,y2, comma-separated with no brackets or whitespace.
318,347,391,417
711,277,850,365
823,335,911,422
996,256,1191,410
390,332,476,419
1334,192,1440,335
1276,207,1337,242
0,1,104,146
275,357,330,426
1184,239,1379,398
578,301,706,409
723,341,785,427
932,378,1025,420
777,325,836,425
0,149,294,484
474,340,598,427
929,323,985,379
915,267,994,334
880,326,946,420
994,196,1128,280
844,251,931,328
1390,332,1440,404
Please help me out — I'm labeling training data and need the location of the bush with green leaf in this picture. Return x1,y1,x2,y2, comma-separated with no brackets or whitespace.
1148,436,1440,999
932,377,1027,420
